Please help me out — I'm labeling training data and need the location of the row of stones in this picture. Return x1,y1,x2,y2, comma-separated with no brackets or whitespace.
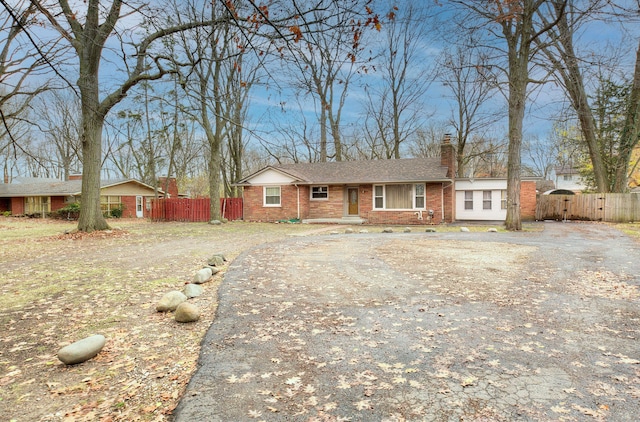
155,253,227,322
57,253,226,365
332,226,499,234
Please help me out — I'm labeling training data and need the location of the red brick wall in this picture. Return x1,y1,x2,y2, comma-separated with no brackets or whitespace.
243,185,306,222
243,182,455,224
520,180,537,220
121,196,137,218
51,196,66,212
308,185,344,218
10,197,24,214
360,183,450,225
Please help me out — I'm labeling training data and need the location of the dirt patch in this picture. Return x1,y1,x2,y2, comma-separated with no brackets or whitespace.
0,218,318,422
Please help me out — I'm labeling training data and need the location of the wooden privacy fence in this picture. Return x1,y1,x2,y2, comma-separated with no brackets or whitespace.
536,193,640,222
151,197,243,222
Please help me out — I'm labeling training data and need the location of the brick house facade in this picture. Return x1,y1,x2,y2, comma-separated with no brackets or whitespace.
237,141,458,225
0,178,166,218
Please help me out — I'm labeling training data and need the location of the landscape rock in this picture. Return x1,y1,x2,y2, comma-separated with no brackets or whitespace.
488,228,498,233
209,220,222,225
460,227,470,232
330,231,340,235
175,302,200,323
345,228,354,234
382,228,394,233
156,290,187,312
207,254,226,267
425,228,437,233
359,229,369,233
204,265,221,275
184,283,204,298
193,268,213,284
403,227,412,233
57,334,106,365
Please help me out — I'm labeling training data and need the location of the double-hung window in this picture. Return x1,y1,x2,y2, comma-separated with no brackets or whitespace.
311,186,328,200
264,186,281,206
373,184,426,210
501,190,507,210
464,191,473,210
483,191,492,210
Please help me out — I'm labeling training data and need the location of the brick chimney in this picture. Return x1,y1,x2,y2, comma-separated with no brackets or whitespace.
440,134,456,178
158,177,179,198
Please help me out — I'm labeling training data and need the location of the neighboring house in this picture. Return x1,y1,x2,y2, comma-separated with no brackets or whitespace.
455,178,538,221
235,141,457,225
0,175,165,218
553,165,586,193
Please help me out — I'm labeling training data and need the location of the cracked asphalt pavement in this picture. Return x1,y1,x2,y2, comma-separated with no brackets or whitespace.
173,222,640,421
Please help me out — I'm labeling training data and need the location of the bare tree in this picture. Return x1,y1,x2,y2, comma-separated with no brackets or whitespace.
439,46,501,177
537,1,640,192
283,1,375,162
361,3,433,159
36,90,82,179
0,0,57,182
451,0,565,230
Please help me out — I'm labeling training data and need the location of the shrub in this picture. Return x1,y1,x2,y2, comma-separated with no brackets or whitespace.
56,202,81,220
110,207,123,218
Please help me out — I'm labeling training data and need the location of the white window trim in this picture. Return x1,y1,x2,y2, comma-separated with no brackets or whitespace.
263,186,281,207
482,190,492,210
464,191,473,210
310,185,329,201
372,183,426,210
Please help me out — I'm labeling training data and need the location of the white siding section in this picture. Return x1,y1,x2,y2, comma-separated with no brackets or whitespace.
247,169,296,185
455,179,507,221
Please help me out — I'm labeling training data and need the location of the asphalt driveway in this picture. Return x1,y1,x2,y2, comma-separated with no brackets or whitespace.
173,222,640,421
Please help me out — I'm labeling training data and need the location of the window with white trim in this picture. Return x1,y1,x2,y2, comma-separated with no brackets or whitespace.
501,190,507,210
373,184,426,210
311,185,328,200
374,185,384,209
464,191,473,210
483,191,492,210
264,186,281,206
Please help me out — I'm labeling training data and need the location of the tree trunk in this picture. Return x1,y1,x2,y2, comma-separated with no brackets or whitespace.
613,41,640,192
544,3,609,192
77,106,110,231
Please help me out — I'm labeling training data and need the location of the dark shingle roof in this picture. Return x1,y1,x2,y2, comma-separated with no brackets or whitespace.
239,158,450,185
0,179,160,197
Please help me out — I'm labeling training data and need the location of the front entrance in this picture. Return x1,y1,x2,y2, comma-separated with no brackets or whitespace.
347,187,359,216
136,196,144,218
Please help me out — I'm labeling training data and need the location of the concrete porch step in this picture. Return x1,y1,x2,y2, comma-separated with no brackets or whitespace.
301,217,366,225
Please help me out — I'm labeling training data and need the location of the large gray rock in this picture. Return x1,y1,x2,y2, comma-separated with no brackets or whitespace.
193,268,213,284
175,302,200,323
156,290,187,312
425,228,437,233
403,227,412,233
382,228,394,233
57,334,106,365
184,283,204,298
487,228,498,233
207,254,226,267
460,227,470,232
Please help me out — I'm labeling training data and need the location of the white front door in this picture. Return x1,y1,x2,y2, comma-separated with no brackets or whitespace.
136,196,143,218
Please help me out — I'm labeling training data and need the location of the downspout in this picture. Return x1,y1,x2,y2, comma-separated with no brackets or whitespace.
441,181,454,222
295,184,300,220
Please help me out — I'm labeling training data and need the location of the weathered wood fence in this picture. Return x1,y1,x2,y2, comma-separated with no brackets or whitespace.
151,197,243,222
536,193,640,222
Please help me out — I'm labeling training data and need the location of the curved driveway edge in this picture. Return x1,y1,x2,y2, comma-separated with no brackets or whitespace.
173,222,640,421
